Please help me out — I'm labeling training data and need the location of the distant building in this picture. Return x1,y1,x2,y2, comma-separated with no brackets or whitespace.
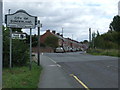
40,30,83,52
118,1,120,16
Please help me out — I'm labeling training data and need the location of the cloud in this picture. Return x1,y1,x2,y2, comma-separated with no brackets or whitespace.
3,0,119,41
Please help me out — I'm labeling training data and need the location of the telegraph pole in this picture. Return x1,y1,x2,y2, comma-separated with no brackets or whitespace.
0,0,2,89
89,28,91,48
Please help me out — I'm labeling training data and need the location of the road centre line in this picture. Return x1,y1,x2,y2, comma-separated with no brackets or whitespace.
70,74,90,90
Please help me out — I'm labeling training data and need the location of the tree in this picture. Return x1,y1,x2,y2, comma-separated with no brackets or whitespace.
83,40,88,43
92,32,96,48
44,35,59,49
3,26,29,67
109,15,120,32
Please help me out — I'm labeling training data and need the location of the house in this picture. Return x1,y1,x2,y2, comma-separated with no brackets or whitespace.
40,29,82,52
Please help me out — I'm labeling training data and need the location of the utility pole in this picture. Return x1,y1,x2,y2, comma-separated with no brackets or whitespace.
62,27,65,52
0,0,2,89
37,20,41,66
89,28,91,48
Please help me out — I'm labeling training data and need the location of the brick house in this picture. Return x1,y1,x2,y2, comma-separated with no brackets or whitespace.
40,30,82,52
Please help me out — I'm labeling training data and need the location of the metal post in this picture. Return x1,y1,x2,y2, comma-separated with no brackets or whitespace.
89,28,91,48
9,28,12,68
37,20,42,66
0,0,2,89
37,20,40,66
29,28,32,70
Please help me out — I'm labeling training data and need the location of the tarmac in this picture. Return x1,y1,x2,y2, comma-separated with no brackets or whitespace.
35,53,74,88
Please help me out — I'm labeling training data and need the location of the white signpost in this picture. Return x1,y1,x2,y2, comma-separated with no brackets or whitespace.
5,10,37,70
5,10,37,29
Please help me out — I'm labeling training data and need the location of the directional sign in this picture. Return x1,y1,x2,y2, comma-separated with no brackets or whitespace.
12,33,26,40
5,10,37,29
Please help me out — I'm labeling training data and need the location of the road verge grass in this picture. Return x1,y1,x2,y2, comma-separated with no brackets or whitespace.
3,62,42,88
87,49,120,57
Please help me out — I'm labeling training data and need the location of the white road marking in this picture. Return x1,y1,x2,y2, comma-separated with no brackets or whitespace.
47,56,57,64
57,64,61,67
46,56,61,68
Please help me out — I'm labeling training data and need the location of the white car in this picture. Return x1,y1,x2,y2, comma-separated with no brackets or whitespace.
55,47,64,53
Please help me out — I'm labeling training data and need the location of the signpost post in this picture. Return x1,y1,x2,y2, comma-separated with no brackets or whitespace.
0,0,2,89
5,10,37,70
30,28,32,70
37,20,42,66
9,28,12,68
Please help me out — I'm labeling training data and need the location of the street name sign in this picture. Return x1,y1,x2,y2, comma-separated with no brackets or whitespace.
5,10,37,29
12,33,26,40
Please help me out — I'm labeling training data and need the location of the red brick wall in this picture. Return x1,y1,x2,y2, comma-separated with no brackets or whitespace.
32,47,54,53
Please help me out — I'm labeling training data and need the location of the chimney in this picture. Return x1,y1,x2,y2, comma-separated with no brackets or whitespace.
52,30,56,34
56,33,60,35
46,30,50,32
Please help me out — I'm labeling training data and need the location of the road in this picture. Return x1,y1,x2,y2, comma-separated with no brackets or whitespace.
39,52,118,89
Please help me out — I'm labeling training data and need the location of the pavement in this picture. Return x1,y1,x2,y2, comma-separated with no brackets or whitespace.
35,52,119,89
36,54,75,88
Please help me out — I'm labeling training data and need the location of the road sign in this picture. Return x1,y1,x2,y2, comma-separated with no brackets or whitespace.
12,33,26,39
5,9,37,70
5,10,37,29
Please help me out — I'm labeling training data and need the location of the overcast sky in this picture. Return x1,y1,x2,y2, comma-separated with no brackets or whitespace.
3,0,119,41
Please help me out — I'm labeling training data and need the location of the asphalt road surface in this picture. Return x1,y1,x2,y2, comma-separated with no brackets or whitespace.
43,52,118,89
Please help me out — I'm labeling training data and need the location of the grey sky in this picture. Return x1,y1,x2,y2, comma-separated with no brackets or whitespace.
3,0,119,41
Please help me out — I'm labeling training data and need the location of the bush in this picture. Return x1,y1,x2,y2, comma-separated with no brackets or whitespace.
3,27,29,67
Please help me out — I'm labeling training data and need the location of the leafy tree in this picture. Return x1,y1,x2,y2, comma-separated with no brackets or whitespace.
3,26,29,67
26,34,38,47
109,15,120,32
44,35,59,49
83,40,88,43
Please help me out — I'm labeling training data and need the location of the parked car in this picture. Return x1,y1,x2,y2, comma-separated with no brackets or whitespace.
55,47,64,53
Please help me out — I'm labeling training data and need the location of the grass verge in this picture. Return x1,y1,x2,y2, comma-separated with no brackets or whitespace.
87,49,120,57
3,62,42,88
